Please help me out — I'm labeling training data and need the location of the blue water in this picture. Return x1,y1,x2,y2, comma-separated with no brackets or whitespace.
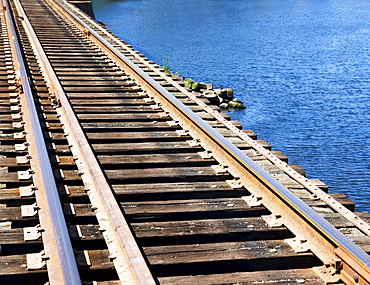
92,0,370,211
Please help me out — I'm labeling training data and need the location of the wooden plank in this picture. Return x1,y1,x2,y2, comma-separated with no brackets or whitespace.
96,153,214,166
0,255,47,280
80,122,180,130
0,157,17,166
72,105,159,112
69,224,104,241
0,228,25,244
66,92,145,99
329,193,355,211
50,130,191,141
53,67,113,72
103,166,233,182
57,71,124,76
0,172,23,183
66,181,250,200
147,248,320,278
90,141,202,153
47,122,179,131
132,217,291,240
0,207,26,222
0,123,17,131
0,115,12,121
144,240,313,264
71,104,210,113
61,166,233,182
0,188,21,201
111,181,243,194
65,86,137,92
79,249,113,270
143,240,321,278
158,268,325,284
61,80,134,87
0,107,13,113
120,198,265,217
85,131,191,141
319,213,356,228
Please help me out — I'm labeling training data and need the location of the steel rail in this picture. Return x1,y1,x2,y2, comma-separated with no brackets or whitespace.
3,0,81,284
44,0,370,283
58,0,370,239
12,0,156,284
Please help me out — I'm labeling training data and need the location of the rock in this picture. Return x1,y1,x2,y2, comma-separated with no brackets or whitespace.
228,100,246,109
181,78,244,109
213,89,222,97
224,88,233,100
203,91,221,105
198,82,212,90
233,98,244,103
205,83,213,90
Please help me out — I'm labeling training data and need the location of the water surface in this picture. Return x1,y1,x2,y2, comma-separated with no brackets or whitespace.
92,0,370,211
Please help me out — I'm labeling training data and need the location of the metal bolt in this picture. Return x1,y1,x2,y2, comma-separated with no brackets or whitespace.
353,273,359,283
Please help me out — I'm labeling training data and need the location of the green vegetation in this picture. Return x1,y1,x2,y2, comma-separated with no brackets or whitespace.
183,78,199,91
161,58,199,91
161,57,179,77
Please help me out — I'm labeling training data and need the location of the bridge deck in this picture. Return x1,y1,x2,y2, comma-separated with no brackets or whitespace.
0,0,368,284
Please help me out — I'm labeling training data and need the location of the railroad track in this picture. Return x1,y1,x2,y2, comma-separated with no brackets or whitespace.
0,0,369,284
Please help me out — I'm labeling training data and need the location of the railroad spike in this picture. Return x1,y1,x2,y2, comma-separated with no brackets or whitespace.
108,254,117,261
226,179,244,189
313,265,341,284
211,164,229,175
187,138,201,147
242,195,263,207
262,214,284,227
176,129,189,136
198,150,213,159
285,238,310,253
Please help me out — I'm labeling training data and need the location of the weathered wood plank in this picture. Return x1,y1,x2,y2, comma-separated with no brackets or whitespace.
158,268,325,284
90,141,202,153
50,131,189,142
0,172,24,183
144,240,309,264
61,166,233,182
143,239,322,279
330,193,355,211
66,181,250,201
132,217,291,240
0,255,47,284
96,153,214,166
124,198,242,214
103,167,233,182
86,131,190,141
